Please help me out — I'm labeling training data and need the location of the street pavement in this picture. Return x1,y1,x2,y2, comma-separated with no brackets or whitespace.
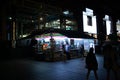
0,54,120,80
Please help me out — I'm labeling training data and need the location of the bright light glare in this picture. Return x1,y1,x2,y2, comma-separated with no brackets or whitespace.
63,11,69,15
106,20,111,35
86,8,93,16
104,15,111,35
9,17,12,20
36,36,68,42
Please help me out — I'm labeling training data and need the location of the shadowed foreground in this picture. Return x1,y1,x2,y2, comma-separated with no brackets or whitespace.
0,54,120,80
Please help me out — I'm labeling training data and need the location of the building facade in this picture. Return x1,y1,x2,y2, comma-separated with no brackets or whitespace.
0,0,119,48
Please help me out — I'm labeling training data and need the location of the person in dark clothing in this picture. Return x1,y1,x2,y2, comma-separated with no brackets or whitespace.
65,43,71,60
80,44,85,57
102,44,119,80
61,44,67,61
85,47,98,80
29,37,37,57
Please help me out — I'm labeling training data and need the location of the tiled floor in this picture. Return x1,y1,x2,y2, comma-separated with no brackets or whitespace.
0,54,120,80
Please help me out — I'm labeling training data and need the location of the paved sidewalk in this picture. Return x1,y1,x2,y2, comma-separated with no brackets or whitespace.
0,54,120,80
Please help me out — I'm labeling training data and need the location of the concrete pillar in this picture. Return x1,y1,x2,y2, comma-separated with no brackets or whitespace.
21,23,24,37
73,7,84,33
111,16,117,35
1,3,7,40
109,16,118,41
96,13,105,45
60,15,63,29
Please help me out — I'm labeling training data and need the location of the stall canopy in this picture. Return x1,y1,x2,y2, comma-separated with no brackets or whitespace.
21,29,95,40
35,32,68,40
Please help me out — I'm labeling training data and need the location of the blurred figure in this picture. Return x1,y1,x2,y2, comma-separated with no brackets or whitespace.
102,44,119,80
65,42,71,60
80,44,85,57
61,44,67,62
29,37,37,57
85,47,98,80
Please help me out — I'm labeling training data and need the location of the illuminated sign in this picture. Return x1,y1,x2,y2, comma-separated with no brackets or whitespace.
83,8,97,34
104,15,112,35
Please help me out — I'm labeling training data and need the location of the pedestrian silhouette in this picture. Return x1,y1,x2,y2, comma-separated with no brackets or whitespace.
61,44,67,62
65,43,71,60
80,44,84,57
29,37,37,57
85,47,98,80
102,44,119,80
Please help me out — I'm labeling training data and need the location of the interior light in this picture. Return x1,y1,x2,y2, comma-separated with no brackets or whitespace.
63,10,69,15
32,20,34,22
104,15,109,20
57,19,60,22
40,17,43,21
8,17,12,20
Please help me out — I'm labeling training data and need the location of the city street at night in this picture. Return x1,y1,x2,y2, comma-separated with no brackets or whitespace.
0,54,120,80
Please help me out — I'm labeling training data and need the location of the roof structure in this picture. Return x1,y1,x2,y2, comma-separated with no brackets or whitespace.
20,29,95,40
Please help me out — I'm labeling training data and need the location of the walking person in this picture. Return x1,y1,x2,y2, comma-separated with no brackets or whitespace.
102,44,119,80
80,44,85,57
29,37,37,57
85,47,98,80
61,44,67,62
65,42,71,60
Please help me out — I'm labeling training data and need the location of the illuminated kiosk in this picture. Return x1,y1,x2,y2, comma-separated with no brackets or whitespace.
35,32,68,61
35,32,95,61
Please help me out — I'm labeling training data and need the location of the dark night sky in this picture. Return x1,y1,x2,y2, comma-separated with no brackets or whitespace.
40,0,120,19
0,0,119,19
